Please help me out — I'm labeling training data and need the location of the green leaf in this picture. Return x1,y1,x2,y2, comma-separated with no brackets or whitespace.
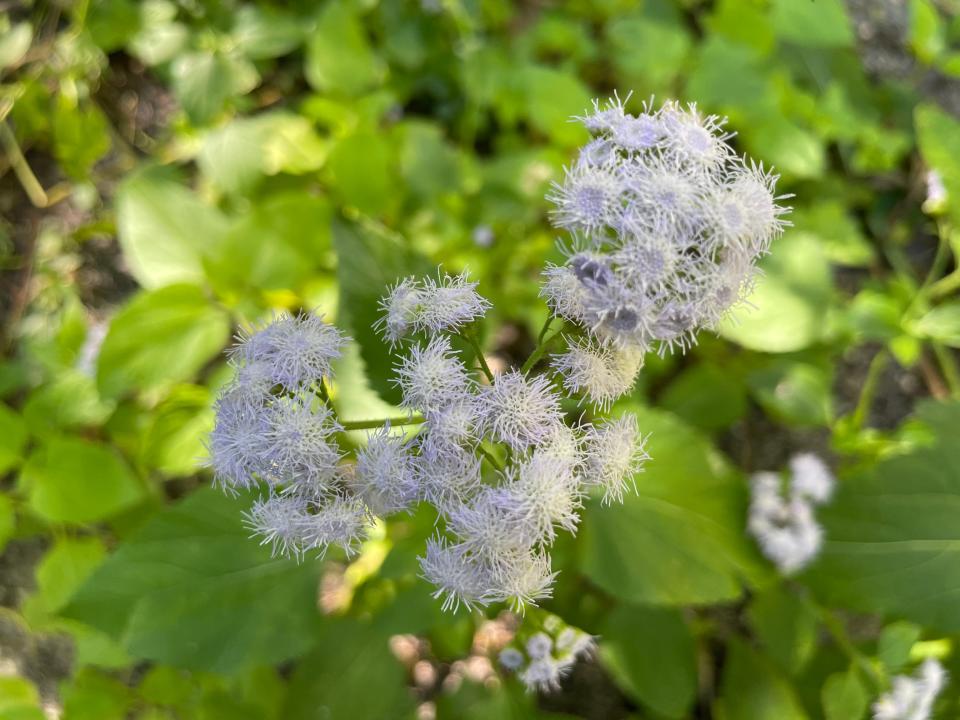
747,361,834,427
63,489,324,673
205,193,333,295
910,0,946,64
127,0,187,66
0,676,41,716
116,166,230,289
715,638,809,720
659,363,747,432
97,284,230,399
198,113,327,196
20,437,144,524
51,97,112,179
0,495,14,554
720,232,833,353
580,406,768,605
34,537,107,614
399,122,462,200
600,605,697,718
747,586,818,675
21,371,114,436
232,5,304,59
0,402,28,474
142,385,213,477
327,131,396,216
332,220,430,406
821,667,868,720
909,302,960,347
61,668,132,720
607,13,692,90
687,36,772,111
520,66,591,147
171,51,253,126
915,104,960,227
770,0,853,47
806,401,960,633
876,620,922,673
283,619,415,720
304,1,384,96
748,114,825,180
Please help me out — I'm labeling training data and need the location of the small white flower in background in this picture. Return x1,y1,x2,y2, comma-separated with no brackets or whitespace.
789,452,835,504
748,453,835,575
498,647,525,670
922,169,948,215
526,633,553,660
545,96,791,353
472,224,495,247
552,338,643,410
873,658,947,720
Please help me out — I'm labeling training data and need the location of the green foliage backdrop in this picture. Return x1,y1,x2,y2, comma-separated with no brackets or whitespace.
2,0,960,718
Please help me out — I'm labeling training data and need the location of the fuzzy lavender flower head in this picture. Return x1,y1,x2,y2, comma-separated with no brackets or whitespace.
230,312,348,390
582,414,649,505
552,338,643,410
480,370,565,451
352,425,418,516
376,271,490,345
393,335,474,413
543,95,791,353
209,312,373,560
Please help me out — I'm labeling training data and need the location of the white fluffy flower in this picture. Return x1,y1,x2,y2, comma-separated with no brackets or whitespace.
418,536,489,612
262,397,342,490
393,335,473,412
415,446,483,516
521,659,565,693
552,338,642,409
376,272,491,344
480,371,564,451
419,396,483,460
300,494,369,558
352,425,418,515
245,492,313,558
789,452,835,505
376,278,423,346
231,312,348,389
582,414,649,504
493,452,583,545
484,548,556,612
873,659,947,720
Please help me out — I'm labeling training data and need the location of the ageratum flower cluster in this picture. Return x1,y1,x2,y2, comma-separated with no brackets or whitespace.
542,96,791,353
206,313,371,559
380,274,650,612
873,658,947,720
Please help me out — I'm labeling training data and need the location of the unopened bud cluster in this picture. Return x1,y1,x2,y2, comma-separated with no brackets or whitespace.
497,613,596,692
748,453,835,574
543,96,790,353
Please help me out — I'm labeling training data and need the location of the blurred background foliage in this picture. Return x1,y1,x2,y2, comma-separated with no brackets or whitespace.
2,0,960,718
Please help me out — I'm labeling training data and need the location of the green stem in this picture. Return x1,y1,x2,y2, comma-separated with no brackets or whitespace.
0,121,49,207
810,601,886,692
536,315,553,345
521,327,565,375
340,415,426,431
852,349,889,430
477,444,504,473
931,342,960,399
462,328,495,383
929,269,960,300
